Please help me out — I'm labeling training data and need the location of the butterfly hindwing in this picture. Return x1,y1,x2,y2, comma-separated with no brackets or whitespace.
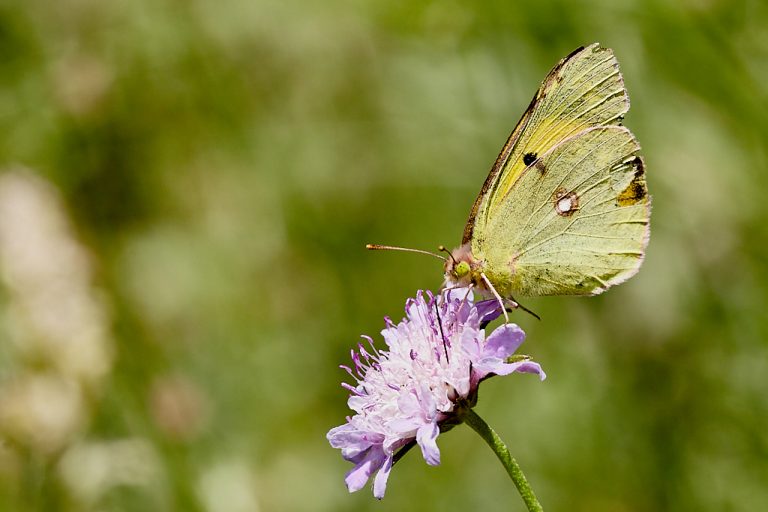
479,126,649,296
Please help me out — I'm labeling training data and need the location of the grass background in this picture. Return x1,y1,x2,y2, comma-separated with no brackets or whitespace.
1,0,767,510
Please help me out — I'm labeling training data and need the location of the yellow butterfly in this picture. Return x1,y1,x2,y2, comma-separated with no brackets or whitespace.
370,43,650,316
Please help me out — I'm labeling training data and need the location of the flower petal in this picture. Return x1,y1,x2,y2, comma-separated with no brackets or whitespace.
444,287,474,304
387,417,421,435
344,446,387,493
416,421,441,466
459,325,484,362
396,390,422,418
372,455,394,499
488,360,547,379
484,324,526,359
511,360,547,381
327,425,383,460
475,298,503,324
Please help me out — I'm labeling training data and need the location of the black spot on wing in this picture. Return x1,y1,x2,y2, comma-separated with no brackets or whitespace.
523,152,537,166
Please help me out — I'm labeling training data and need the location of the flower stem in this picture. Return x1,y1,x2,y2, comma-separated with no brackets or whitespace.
462,407,543,512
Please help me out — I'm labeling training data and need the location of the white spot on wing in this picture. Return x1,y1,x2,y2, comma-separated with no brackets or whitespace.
553,188,579,216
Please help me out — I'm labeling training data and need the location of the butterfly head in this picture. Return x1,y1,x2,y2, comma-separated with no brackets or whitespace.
443,243,483,289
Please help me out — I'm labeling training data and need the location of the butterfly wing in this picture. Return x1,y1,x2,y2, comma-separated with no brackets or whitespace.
478,125,649,296
463,43,630,244
464,44,649,297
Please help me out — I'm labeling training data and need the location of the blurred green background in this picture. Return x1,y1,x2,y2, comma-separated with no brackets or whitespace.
1,0,767,510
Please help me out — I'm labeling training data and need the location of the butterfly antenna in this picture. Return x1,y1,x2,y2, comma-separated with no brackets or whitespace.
366,244,446,261
437,245,457,266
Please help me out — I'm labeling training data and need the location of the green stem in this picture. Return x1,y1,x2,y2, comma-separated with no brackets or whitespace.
461,407,543,512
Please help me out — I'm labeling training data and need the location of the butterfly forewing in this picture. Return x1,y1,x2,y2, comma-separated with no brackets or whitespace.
464,43,630,245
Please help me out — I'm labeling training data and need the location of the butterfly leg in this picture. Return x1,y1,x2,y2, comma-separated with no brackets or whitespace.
504,296,541,321
480,272,509,323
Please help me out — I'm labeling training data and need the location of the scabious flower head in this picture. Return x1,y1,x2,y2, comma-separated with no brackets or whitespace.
327,288,545,499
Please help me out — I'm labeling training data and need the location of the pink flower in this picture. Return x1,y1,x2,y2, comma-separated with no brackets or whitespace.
327,288,545,499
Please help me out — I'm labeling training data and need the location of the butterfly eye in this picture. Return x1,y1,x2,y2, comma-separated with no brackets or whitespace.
454,261,470,278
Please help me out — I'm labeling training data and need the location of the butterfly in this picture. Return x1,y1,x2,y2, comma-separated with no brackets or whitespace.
370,43,650,317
